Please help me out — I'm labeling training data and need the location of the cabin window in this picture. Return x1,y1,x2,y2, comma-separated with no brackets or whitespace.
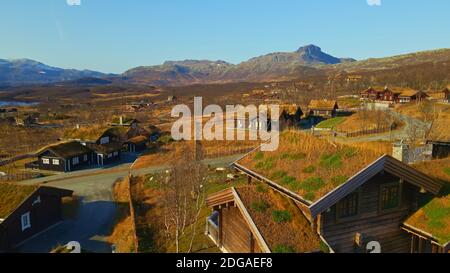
100,136,110,145
84,155,88,161
113,151,118,156
336,192,359,219
42,158,50,165
380,182,401,211
21,212,31,231
108,153,113,158
53,159,60,165
72,157,79,165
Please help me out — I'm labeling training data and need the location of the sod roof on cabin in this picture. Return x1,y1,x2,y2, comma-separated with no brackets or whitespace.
0,183,38,218
39,141,92,159
237,131,383,203
404,158,450,245
308,100,337,111
236,185,323,253
427,114,450,143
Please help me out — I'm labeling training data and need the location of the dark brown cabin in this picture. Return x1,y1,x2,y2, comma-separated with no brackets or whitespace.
0,184,73,252
308,100,338,119
36,141,93,172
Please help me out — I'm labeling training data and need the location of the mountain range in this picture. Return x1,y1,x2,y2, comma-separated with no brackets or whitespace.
2,44,450,87
0,59,112,87
122,45,355,85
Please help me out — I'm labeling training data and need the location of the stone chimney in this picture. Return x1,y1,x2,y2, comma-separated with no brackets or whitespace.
393,140,409,164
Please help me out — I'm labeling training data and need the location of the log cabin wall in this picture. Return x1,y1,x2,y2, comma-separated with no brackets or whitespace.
220,206,262,253
320,172,418,253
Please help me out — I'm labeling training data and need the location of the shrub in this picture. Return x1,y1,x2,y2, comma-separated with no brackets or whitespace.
272,210,292,223
280,152,306,160
342,147,357,158
281,175,297,186
301,177,325,192
320,153,342,169
304,192,315,201
255,157,274,170
251,200,270,213
331,175,348,186
254,151,264,161
302,165,316,173
444,167,450,176
273,245,296,253
256,184,268,193
270,170,287,180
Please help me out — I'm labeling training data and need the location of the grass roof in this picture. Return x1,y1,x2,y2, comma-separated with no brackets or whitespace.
236,185,323,253
237,131,383,202
0,183,38,218
39,141,92,158
308,100,337,110
427,112,450,143
63,124,109,141
405,158,450,245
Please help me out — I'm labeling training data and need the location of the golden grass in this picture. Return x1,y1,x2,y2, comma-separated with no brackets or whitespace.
238,131,383,202
0,183,38,218
336,111,397,132
107,178,137,253
132,138,259,169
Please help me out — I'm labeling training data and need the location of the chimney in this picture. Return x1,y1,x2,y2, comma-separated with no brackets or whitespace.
393,140,409,163
119,116,123,125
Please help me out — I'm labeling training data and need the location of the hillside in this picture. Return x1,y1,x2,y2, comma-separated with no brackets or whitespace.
122,45,353,86
0,59,113,87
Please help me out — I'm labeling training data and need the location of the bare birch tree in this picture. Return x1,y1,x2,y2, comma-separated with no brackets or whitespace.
162,144,205,253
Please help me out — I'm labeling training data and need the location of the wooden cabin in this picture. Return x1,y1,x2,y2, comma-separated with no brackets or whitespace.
427,88,450,103
426,114,450,159
0,184,73,252
278,104,303,130
398,90,428,104
308,100,338,119
126,136,147,153
209,132,448,253
36,141,93,172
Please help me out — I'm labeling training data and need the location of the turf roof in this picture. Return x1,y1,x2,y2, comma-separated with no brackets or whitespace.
405,158,450,245
237,131,383,203
236,185,323,253
0,183,38,218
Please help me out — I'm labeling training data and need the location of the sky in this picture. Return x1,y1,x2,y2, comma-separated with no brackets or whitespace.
1,0,450,74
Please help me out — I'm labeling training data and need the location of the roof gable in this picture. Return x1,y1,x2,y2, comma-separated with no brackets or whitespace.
38,141,91,159
310,155,444,218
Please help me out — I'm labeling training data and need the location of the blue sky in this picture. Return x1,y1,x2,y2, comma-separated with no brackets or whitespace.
1,0,449,73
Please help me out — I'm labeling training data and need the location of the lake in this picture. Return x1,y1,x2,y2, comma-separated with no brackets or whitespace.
0,100,39,107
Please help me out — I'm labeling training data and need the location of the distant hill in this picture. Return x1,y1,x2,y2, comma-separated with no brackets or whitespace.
0,59,113,86
122,45,354,85
334,48,450,72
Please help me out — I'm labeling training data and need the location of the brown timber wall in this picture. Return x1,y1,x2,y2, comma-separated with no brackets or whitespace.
221,206,261,253
321,172,416,253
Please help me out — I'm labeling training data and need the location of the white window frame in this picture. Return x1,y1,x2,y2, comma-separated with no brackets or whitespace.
113,151,118,156
72,157,79,165
42,158,50,165
83,154,88,161
52,159,60,165
108,153,113,158
21,212,31,231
